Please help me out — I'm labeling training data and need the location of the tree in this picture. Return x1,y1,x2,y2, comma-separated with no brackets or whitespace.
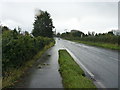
88,31,91,36
18,26,21,34
91,31,95,36
2,26,9,32
108,31,114,35
57,32,60,37
25,31,29,35
72,31,85,37
32,10,54,38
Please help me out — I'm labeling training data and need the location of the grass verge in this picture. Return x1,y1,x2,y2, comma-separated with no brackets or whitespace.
2,42,55,88
69,39,120,50
58,50,96,88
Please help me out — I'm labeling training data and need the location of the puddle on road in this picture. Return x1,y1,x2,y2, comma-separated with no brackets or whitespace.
37,63,50,69
15,39,63,88
47,54,51,57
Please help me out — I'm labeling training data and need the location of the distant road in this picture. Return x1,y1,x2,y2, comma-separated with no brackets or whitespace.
57,38,119,88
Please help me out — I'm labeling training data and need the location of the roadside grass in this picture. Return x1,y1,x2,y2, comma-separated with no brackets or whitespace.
70,40,120,50
2,42,55,88
58,50,96,88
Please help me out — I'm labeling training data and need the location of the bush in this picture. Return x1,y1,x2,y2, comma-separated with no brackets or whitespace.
62,33,118,45
2,30,54,76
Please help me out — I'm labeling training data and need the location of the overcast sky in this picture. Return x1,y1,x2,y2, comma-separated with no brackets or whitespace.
0,0,119,34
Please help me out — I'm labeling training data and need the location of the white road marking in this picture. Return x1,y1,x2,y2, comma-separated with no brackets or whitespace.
60,47,106,88
65,48,95,79
67,40,119,62
109,56,119,62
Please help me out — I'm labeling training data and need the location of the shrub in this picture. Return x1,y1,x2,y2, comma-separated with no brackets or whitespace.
2,30,54,76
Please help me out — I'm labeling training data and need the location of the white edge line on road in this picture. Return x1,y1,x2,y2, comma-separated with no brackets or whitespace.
65,48,95,79
66,39,119,62
60,47,106,88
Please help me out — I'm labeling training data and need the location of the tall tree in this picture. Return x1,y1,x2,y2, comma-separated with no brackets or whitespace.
32,10,54,38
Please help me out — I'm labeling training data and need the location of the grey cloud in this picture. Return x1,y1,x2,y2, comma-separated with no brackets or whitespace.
1,1,118,33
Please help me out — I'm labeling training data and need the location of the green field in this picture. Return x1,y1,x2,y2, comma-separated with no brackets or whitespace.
72,40,120,50
58,50,96,88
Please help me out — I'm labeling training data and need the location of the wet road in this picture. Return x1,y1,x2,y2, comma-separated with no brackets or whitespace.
15,41,63,88
57,38,119,88
15,38,119,88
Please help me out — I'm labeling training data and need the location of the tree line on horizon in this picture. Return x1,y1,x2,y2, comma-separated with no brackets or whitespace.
58,30,119,45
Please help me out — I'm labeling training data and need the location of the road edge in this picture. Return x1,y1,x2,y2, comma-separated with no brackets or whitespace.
64,48,106,88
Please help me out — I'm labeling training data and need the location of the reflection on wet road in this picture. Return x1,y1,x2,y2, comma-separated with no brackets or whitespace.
15,39,63,88
58,39,118,88
15,38,119,88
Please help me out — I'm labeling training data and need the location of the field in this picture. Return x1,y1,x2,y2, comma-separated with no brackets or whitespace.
62,34,120,50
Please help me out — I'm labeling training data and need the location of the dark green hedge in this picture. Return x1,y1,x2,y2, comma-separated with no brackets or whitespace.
63,35,118,44
2,30,54,76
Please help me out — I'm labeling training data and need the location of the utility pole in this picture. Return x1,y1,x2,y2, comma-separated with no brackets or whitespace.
81,34,83,38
